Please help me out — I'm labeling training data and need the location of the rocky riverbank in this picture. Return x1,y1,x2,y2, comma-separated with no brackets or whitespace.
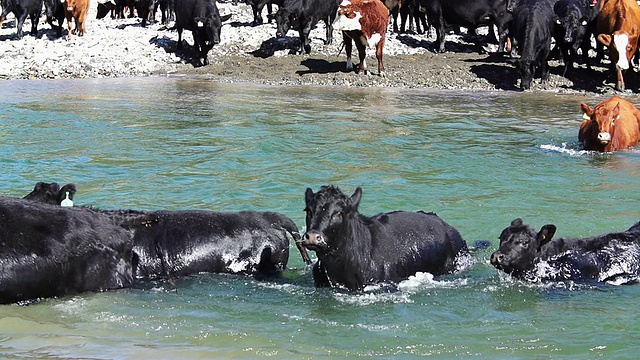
0,1,626,93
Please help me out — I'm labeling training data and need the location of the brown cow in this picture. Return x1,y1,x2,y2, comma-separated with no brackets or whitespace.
63,0,90,39
596,0,640,91
579,95,640,152
333,0,389,77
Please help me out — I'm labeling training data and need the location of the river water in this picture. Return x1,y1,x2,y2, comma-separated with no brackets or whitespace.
0,77,639,358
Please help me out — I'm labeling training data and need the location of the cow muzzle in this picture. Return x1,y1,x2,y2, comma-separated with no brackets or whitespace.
598,132,612,144
490,251,505,267
301,231,327,251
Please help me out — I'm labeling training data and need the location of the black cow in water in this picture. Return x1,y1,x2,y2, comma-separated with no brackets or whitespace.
274,0,339,54
129,210,311,279
416,0,511,53
301,186,469,291
0,196,136,304
175,0,229,66
490,218,640,284
511,0,555,89
23,182,76,205
0,0,44,38
21,182,311,279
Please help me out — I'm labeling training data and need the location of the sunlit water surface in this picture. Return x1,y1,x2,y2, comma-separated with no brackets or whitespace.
0,77,639,358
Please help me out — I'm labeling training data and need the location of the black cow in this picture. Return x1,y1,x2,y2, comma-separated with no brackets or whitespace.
0,0,44,38
490,218,640,284
416,0,511,53
246,0,282,25
129,210,311,279
274,0,339,54
23,182,77,205
511,0,555,89
154,0,175,24
175,0,227,66
43,0,66,37
400,0,428,34
0,196,136,304
553,0,590,76
301,186,469,291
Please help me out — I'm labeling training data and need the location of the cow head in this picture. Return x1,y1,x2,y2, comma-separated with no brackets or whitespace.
275,8,293,38
301,186,362,253
23,182,77,205
333,0,363,32
580,100,622,149
516,60,535,90
553,10,588,50
195,14,222,46
598,31,634,71
490,218,557,275
61,0,74,12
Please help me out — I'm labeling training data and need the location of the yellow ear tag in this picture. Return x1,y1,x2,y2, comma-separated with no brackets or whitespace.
61,192,74,207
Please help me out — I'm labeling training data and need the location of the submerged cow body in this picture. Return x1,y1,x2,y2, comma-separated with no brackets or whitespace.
175,0,226,66
301,186,469,291
596,0,640,91
333,0,389,77
579,95,640,152
491,218,640,284
130,210,310,279
0,196,136,304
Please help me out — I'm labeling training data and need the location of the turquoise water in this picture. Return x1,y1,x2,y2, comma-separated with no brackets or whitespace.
0,77,639,358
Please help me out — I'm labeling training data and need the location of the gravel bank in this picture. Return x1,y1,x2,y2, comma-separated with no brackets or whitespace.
0,1,626,93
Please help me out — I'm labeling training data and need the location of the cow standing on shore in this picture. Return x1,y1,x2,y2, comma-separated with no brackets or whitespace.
175,0,227,66
274,0,339,54
0,0,44,38
333,0,389,77
63,0,90,39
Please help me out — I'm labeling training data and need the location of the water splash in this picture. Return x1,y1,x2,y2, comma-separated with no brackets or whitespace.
539,143,593,157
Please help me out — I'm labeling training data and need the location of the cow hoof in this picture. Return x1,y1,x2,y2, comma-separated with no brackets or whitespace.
379,71,386,78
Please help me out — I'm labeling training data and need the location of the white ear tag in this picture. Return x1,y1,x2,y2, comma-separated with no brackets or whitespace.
61,191,74,207
197,21,204,27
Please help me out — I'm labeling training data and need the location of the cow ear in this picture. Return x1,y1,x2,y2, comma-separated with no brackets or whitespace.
580,103,594,120
60,183,77,201
305,187,315,205
536,224,556,249
598,34,612,46
611,102,622,125
348,187,362,211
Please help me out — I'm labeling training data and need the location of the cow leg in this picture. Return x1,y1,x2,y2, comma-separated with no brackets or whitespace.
343,32,354,71
616,67,625,92
399,4,408,33
376,37,386,77
300,22,312,54
30,11,40,36
355,40,367,74
15,12,28,39
390,5,399,33
66,13,73,40
324,17,333,45
176,28,183,49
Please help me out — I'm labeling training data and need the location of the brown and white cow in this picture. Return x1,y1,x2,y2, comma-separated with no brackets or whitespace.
333,0,389,77
596,0,640,91
579,95,640,152
62,0,90,39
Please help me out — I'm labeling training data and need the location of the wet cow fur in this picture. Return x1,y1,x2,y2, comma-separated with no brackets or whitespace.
579,95,640,152
491,218,640,284
23,182,77,205
0,196,136,304
301,186,469,291
333,0,389,77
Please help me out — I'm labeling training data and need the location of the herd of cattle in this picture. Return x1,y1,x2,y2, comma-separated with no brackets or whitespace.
1,110,640,305
3,0,640,88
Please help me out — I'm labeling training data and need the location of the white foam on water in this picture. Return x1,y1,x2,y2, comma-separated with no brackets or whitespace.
539,143,594,156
